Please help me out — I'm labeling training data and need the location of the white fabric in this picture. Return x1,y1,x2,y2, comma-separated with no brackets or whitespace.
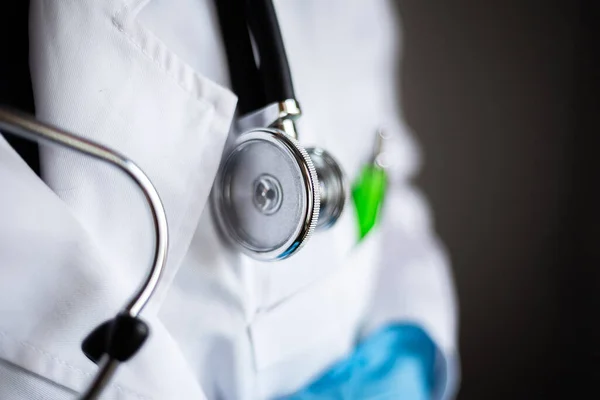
0,0,459,399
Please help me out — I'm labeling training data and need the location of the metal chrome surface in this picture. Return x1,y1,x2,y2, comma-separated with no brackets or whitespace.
213,128,319,261
78,356,120,400
307,147,347,229
276,99,301,120
273,117,298,139
253,174,284,215
0,107,169,399
236,100,301,139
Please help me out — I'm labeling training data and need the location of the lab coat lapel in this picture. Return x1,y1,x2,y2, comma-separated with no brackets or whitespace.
17,0,237,397
30,0,237,309
0,137,209,399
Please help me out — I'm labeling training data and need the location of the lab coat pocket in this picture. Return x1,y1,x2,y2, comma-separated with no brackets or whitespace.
248,220,382,398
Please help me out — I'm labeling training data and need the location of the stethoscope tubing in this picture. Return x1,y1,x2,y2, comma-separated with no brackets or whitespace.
0,107,169,399
215,0,295,113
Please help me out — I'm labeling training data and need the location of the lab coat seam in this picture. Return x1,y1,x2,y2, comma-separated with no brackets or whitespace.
0,329,152,400
148,153,219,309
248,265,370,371
106,1,237,311
110,4,236,133
110,15,213,109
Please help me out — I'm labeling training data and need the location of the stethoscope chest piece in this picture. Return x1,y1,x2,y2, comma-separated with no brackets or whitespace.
213,128,321,261
212,0,348,261
307,147,346,230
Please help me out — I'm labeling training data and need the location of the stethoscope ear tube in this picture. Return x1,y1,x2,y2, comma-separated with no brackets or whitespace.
0,107,169,399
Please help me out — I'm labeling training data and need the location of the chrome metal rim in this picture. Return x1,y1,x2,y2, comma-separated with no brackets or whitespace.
212,128,320,261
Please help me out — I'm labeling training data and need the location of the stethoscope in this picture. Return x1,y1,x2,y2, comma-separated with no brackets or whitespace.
211,0,347,261
0,0,346,396
0,108,168,399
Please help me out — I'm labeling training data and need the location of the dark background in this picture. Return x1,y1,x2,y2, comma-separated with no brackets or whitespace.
394,1,597,399
2,1,598,399
0,2,38,174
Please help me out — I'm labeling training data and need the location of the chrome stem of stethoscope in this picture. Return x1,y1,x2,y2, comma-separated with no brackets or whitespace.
0,107,169,399
236,99,302,138
79,356,120,400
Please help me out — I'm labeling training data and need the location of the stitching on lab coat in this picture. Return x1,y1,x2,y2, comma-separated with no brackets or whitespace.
0,330,151,400
110,16,216,111
249,237,381,372
111,1,236,133
108,0,237,311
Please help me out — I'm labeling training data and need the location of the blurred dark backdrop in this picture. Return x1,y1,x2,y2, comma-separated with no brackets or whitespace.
394,1,597,398
2,1,597,399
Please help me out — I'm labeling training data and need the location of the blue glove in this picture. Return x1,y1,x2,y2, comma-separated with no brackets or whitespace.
280,324,437,400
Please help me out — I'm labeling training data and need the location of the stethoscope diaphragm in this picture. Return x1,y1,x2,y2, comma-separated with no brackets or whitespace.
213,128,320,261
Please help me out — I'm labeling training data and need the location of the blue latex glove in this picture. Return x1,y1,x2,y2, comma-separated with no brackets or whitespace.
279,324,437,400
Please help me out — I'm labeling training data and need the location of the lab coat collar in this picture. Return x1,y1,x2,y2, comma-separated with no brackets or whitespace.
16,0,238,397
31,0,237,308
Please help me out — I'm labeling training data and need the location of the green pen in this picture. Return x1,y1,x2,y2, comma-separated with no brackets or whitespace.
351,129,389,241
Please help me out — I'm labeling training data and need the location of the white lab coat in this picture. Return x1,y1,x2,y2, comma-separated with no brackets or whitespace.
0,0,458,399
